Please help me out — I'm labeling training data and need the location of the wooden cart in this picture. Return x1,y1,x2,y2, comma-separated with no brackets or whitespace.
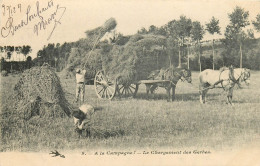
94,70,172,100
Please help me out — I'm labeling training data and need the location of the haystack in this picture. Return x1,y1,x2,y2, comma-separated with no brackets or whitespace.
13,64,71,120
102,34,168,84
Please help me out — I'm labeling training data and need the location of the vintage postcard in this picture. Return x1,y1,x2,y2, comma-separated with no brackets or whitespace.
0,0,260,165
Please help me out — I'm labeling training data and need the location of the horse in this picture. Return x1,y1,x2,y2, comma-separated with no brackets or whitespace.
145,66,192,102
199,66,250,105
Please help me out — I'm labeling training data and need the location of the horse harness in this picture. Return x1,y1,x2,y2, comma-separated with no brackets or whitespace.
163,68,186,86
148,68,185,87
219,68,242,90
198,68,249,92
240,69,250,82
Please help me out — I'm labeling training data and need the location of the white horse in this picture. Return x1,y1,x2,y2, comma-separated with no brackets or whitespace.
199,67,250,105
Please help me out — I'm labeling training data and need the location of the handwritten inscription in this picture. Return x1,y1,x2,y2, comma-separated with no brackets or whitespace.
34,4,66,40
2,4,22,17
1,1,66,40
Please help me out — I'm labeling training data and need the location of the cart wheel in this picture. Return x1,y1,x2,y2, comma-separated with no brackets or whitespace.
94,70,116,100
117,83,139,98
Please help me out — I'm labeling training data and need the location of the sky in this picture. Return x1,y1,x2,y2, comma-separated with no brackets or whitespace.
1,0,260,60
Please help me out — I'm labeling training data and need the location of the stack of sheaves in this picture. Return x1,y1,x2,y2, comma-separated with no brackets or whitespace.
102,34,168,84
12,64,71,120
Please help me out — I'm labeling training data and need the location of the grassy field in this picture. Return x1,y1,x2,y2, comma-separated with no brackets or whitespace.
0,71,259,152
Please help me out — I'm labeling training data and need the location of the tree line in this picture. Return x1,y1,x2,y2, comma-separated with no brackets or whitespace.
0,45,32,61
136,6,260,70
0,45,32,73
6,6,259,73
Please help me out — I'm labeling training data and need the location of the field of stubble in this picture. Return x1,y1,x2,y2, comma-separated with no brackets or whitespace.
0,71,259,152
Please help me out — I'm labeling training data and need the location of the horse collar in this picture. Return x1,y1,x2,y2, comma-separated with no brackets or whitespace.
174,70,183,77
175,71,185,81
219,68,243,90
219,69,231,90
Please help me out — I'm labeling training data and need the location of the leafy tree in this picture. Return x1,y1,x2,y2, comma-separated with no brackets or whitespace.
7,52,12,60
14,46,23,61
166,20,176,36
247,29,255,38
252,14,260,32
229,6,250,31
0,57,5,71
58,42,73,69
0,46,3,53
53,43,60,71
191,21,205,71
37,50,45,58
172,16,192,67
164,20,177,66
225,6,250,68
148,25,157,34
138,27,148,34
26,56,32,68
56,43,60,48
164,17,193,67
26,56,32,61
156,26,167,36
21,45,32,60
206,16,221,70
6,46,15,61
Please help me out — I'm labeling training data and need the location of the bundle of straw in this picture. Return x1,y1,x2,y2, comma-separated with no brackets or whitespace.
85,18,117,38
13,64,71,119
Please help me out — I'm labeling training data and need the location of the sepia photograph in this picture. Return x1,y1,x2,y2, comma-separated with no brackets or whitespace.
0,0,260,165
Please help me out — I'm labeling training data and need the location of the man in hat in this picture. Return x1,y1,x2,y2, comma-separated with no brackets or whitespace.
73,103,95,138
75,68,87,103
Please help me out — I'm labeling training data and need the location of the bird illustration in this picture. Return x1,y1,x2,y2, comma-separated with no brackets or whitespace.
49,150,65,158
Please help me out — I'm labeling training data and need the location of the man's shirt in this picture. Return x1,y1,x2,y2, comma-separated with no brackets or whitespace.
76,70,86,83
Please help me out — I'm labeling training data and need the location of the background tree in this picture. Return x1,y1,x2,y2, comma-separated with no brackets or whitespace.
54,43,60,71
6,46,15,61
15,46,22,61
0,57,5,71
5,46,14,71
148,25,157,34
156,26,167,36
171,16,192,67
165,20,177,66
0,46,4,60
21,45,32,60
34,41,75,70
26,56,32,69
206,16,221,70
225,6,250,68
191,21,205,72
252,14,260,32
138,27,148,34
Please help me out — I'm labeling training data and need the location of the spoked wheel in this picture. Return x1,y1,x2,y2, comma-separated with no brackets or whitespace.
117,83,139,98
94,70,116,100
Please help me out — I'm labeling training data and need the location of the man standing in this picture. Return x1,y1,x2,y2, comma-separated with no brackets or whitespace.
75,68,87,103
73,103,95,138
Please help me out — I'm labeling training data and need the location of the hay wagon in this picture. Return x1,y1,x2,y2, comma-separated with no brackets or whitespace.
93,34,170,100
80,18,170,100
93,71,172,100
